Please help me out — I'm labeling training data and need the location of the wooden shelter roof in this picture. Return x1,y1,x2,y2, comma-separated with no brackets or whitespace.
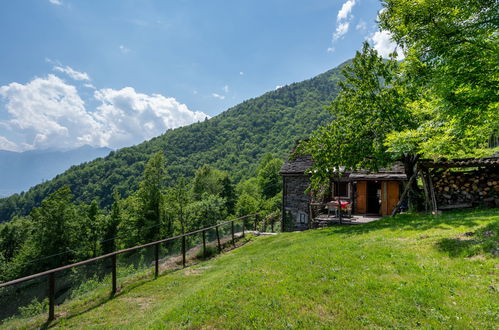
418,156,499,169
280,155,407,180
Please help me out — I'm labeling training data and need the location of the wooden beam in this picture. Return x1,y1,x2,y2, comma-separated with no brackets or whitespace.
391,170,418,216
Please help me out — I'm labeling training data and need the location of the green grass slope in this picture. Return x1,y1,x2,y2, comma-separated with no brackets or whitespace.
6,208,498,329
0,63,347,222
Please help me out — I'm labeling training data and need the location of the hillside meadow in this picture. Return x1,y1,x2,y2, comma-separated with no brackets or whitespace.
2,208,497,329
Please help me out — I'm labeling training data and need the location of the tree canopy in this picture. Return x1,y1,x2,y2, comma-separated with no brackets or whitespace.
302,0,498,203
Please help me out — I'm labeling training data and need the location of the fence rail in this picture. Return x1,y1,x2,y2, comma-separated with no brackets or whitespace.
0,213,272,322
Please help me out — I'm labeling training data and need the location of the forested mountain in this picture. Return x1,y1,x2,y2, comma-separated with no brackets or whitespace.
0,61,347,223
0,146,112,198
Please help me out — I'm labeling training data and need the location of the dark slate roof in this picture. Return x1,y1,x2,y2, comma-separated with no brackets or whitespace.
348,173,407,181
280,154,313,174
281,154,407,180
419,156,499,169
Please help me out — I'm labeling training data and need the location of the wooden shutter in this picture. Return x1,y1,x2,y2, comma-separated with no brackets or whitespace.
356,181,367,214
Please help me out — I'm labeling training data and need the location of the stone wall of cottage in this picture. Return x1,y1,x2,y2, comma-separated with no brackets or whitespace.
431,166,499,209
283,175,310,231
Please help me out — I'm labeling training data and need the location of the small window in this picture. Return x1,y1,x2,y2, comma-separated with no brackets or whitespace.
299,213,308,224
334,182,348,197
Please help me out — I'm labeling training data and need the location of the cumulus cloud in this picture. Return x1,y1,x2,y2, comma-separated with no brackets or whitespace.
212,93,225,100
0,76,209,151
337,0,356,22
356,20,367,31
370,30,404,60
333,22,350,40
328,0,357,50
0,75,103,151
0,136,18,151
49,0,62,5
93,87,208,149
53,65,91,81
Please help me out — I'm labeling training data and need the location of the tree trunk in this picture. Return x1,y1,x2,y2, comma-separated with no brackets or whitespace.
402,154,424,211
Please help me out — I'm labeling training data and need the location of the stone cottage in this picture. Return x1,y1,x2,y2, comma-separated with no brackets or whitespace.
280,153,407,231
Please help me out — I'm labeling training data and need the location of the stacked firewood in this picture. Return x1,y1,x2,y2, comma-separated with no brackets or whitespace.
431,168,499,207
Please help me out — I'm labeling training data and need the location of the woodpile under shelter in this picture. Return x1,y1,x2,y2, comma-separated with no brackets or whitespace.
280,154,407,231
418,156,499,211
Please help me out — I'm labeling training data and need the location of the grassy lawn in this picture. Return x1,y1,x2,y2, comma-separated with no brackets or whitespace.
3,208,498,329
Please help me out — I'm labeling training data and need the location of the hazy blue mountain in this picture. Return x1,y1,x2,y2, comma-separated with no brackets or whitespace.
0,146,112,197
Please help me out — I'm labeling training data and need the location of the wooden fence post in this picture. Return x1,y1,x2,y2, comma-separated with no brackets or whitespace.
215,226,221,252
231,221,236,247
242,219,245,237
111,254,117,295
202,230,206,258
154,244,159,279
182,236,186,268
48,273,55,321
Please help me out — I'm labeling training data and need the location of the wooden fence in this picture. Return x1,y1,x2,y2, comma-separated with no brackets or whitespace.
0,214,265,322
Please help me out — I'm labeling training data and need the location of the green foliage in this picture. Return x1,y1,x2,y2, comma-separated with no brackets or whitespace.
19,186,79,273
101,192,120,254
164,178,190,234
186,195,228,230
136,152,167,243
235,193,260,218
302,43,414,190
195,245,218,260
236,178,260,198
257,155,284,200
379,0,499,157
18,298,48,319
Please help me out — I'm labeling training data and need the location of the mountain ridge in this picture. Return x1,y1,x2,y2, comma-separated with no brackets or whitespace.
0,61,349,222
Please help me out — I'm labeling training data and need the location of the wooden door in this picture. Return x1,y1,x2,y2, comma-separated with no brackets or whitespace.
387,181,400,215
381,181,400,216
356,181,367,214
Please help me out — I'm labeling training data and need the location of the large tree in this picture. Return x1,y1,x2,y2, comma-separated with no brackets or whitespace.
379,0,498,157
302,0,498,210
137,152,167,243
302,43,422,207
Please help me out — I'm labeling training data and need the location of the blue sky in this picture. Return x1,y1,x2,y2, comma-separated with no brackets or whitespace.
0,0,398,152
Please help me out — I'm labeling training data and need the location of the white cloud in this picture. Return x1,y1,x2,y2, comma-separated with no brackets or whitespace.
83,83,96,89
212,93,225,100
0,136,17,151
0,76,209,151
337,0,356,22
333,22,350,40
328,0,357,51
239,72,244,76
370,30,404,60
223,85,229,93
275,85,283,90
49,0,62,5
93,87,208,149
119,45,130,54
53,65,91,81
0,75,103,151
356,20,367,31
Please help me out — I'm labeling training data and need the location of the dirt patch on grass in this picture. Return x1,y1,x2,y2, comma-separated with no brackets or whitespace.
122,296,156,311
